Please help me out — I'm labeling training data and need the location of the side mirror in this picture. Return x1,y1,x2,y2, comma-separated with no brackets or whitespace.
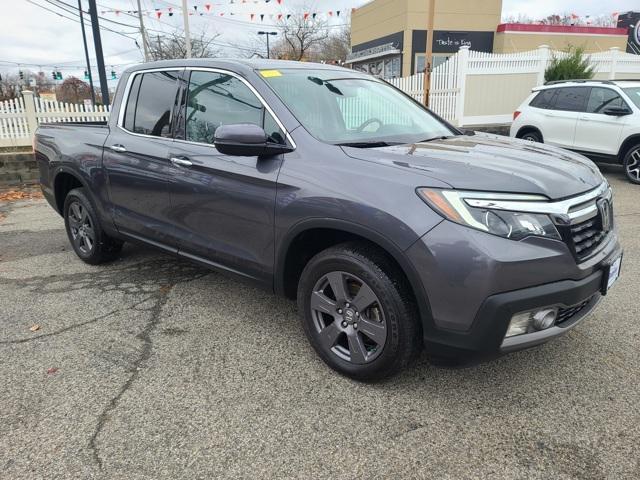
602,106,632,116
213,123,294,157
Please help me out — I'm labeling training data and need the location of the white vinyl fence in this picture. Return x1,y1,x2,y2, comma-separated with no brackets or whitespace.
388,45,640,126
0,91,109,148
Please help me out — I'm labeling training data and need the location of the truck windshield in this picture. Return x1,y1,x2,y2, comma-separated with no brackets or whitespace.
260,69,455,146
623,87,640,109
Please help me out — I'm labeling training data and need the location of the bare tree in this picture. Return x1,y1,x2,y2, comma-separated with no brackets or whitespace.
318,26,351,64
149,30,221,60
0,72,20,101
272,12,330,61
57,77,93,104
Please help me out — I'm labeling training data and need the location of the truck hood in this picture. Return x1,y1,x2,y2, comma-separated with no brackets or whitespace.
342,133,604,200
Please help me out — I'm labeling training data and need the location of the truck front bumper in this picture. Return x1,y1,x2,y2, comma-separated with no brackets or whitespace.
405,220,622,363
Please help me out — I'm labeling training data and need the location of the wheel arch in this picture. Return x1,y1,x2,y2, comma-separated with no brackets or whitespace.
618,134,640,164
53,168,88,215
516,125,543,141
275,219,433,326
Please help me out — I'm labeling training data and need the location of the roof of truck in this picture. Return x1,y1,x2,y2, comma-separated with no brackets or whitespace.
123,58,355,76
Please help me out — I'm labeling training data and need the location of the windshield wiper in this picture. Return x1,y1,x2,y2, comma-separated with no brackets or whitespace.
335,141,397,148
420,135,454,142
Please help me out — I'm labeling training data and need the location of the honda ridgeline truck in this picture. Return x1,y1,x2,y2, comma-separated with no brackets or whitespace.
34,60,623,380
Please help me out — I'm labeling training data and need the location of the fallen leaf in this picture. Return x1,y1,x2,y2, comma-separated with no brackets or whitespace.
0,188,44,202
47,367,58,375
29,324,40,332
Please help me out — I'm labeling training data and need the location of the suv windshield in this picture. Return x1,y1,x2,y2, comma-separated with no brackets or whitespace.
260,69,454,146
623,87,640,109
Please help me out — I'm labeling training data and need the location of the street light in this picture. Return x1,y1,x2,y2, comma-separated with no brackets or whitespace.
258,31,278,59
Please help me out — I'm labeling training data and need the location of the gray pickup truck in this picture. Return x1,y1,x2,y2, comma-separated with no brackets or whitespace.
35,59,622,380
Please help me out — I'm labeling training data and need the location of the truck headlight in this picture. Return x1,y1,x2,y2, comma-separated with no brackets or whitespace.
417,188,561,241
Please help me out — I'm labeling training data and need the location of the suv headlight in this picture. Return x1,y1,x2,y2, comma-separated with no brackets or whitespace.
417,188,561,241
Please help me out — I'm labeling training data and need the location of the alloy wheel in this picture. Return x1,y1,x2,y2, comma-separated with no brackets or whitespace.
68,201,95,254
626,148,640,182
310,271,387,364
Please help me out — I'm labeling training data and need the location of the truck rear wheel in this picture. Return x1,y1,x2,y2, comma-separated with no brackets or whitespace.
297,242,421,381
63,188,123,264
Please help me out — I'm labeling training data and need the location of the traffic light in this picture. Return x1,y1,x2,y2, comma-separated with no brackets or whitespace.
110,70,117,80
52,71,57,80
19,70,24,80
56,72,63,80
84,70,89,80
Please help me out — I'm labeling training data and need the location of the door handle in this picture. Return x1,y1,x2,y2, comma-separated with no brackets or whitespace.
110,144,127,153
170,157,193,167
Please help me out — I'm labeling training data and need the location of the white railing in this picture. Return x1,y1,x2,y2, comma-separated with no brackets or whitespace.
389,45,640,126
0,91,109,147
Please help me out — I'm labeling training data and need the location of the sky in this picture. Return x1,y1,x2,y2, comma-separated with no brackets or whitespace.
0,0,637,88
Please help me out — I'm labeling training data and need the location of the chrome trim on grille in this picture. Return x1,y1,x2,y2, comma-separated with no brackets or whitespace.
463,182,610,225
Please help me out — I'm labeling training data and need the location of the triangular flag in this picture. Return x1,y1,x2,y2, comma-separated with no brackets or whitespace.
277,13,282,20
260,14,264,21
193,5,197,11
115,10,120,15
250,13,255,20
336,10,340,17
205,3,211,11
312,13,316,19
303,12,309,20
286,14,291,19
156,11,162,18
328,11,333,16
277,0,282,4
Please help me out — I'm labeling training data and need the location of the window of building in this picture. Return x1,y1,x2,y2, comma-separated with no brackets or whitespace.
353,56,400,78
553,87,589,112
124,71,179,137
586,87,627,113
185,71,284,145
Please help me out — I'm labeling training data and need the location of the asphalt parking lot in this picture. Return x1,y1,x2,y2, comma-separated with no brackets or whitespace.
0,166,638,479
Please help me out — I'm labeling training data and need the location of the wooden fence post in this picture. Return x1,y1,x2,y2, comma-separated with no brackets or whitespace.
21,90,38,145
537,45,550,85
609,47,620,80
455,46,470,127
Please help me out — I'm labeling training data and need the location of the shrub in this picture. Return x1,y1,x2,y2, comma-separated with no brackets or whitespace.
544,46,595,83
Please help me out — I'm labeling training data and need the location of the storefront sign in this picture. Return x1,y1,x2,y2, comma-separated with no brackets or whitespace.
347,42,400,62
433,31,494,53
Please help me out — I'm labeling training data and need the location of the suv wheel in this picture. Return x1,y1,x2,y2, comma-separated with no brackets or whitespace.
623,145,640,185
297,242,421,381
63,188,123,264
520,130,542,143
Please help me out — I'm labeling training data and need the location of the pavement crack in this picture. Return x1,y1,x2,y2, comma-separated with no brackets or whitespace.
88,272,208,470
0,296,155,345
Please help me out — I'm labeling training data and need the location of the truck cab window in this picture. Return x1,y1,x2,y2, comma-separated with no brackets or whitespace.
185,71,284,145
125,71,179,137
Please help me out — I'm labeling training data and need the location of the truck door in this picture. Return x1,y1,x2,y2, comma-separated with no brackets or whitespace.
103,69,182,249
166,69,290,284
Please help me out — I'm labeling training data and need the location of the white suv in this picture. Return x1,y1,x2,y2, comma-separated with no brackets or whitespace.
510,80,640,184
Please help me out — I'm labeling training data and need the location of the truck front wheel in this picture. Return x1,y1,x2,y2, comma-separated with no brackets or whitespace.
63,188,123,264
297,242,422,381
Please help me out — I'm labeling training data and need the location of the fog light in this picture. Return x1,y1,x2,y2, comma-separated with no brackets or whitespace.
505,312,533,337
532,308,558,331
505,307,558,338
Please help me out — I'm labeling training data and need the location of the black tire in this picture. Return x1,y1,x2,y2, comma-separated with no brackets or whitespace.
297,241,421,381
63,188,123,264
519,129,543,143
622,144,640,185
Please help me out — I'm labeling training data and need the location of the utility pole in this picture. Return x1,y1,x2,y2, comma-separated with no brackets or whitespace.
423,0,435,107
181,0,192,58
78,0,96,106
136,0,150,61
258,31,278,59
87,0,110,105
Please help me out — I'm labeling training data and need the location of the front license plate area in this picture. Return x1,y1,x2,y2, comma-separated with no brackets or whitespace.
602,255,622,295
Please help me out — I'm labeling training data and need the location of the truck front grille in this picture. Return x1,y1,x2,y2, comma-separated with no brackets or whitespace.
557,298,592,324
570,218,608,260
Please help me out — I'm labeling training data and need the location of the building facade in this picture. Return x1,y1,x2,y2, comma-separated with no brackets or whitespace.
347,0,634,77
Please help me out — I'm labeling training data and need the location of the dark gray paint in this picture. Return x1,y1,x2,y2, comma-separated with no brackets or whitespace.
35,58,621,359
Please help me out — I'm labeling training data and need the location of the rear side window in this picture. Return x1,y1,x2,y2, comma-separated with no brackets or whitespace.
530,89,557,109
554,87,589,112
586,87,627,113
122,71,180,137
